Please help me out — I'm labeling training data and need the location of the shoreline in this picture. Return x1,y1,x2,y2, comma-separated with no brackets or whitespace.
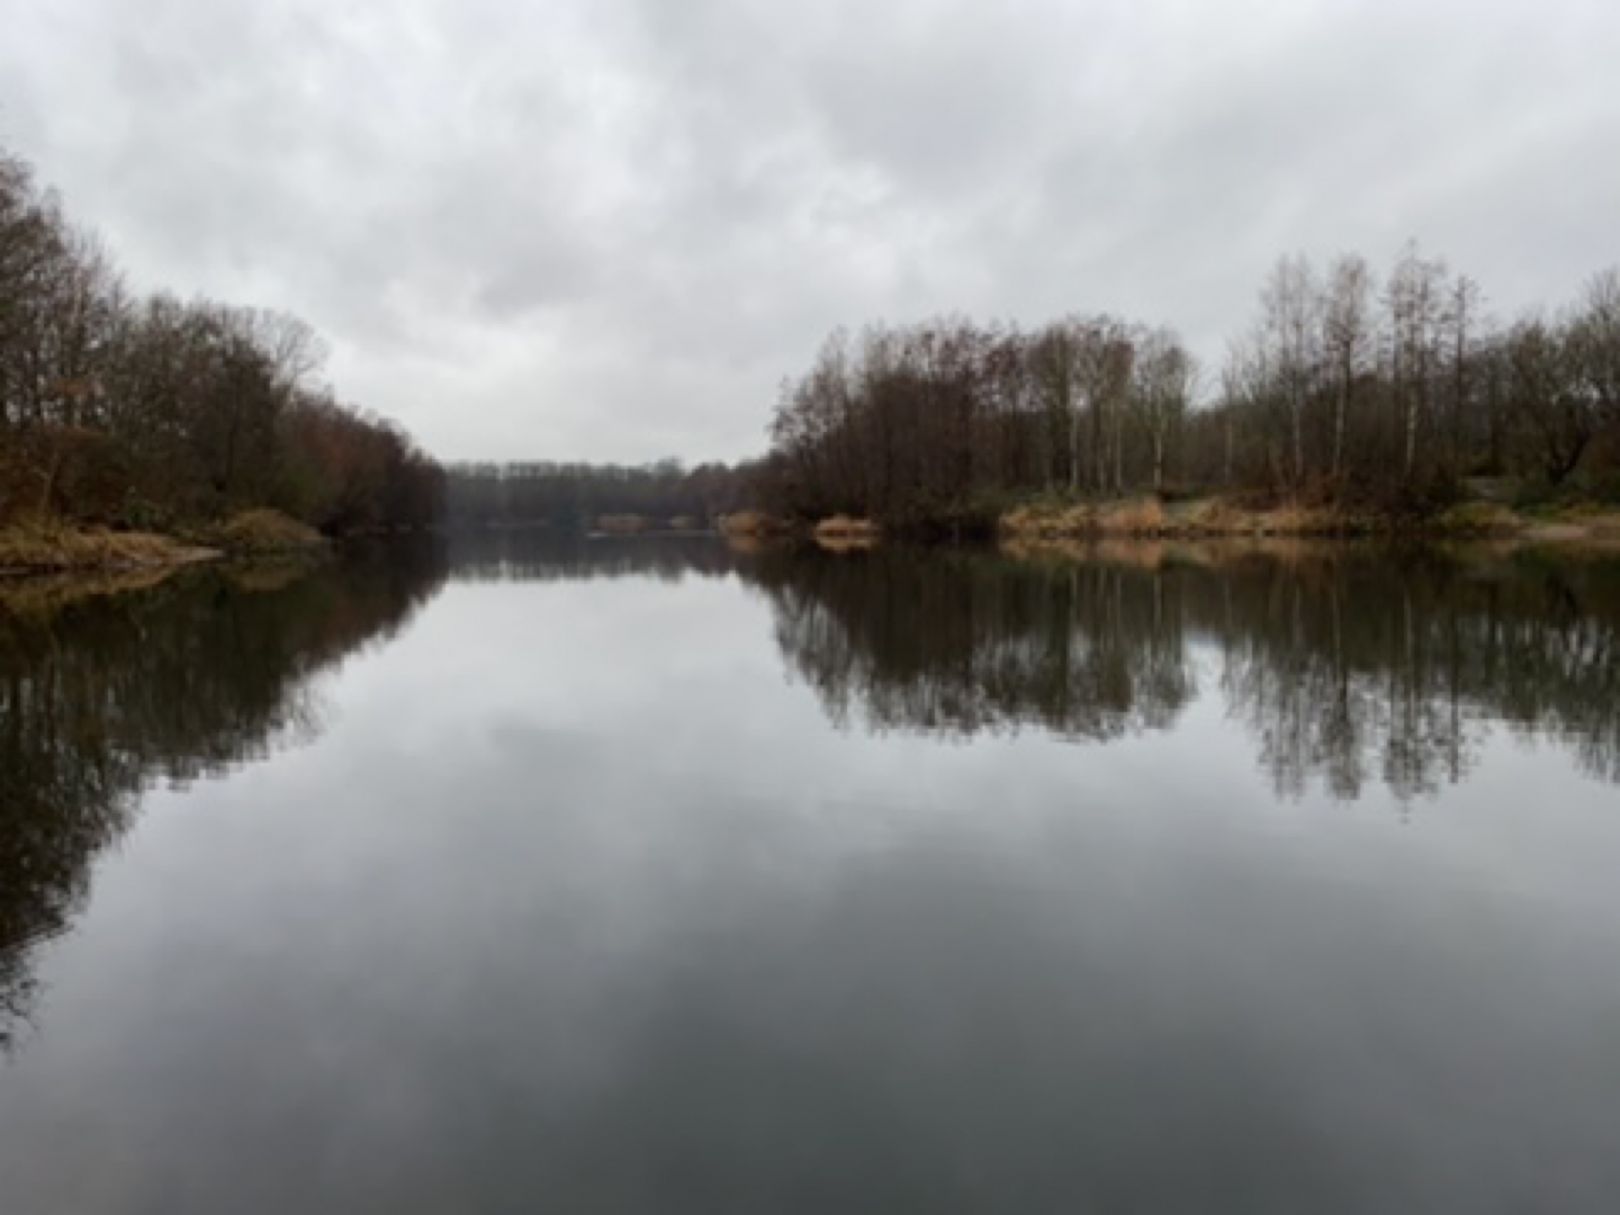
997,498,1620,546
0,528,225,581
0,511,331,583
725,497,1620,550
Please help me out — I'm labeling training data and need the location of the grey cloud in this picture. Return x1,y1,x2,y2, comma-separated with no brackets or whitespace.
2,0,1616,461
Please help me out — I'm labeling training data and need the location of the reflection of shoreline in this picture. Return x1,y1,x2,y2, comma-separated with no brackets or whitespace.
444,534,1620,803
1000,534,1366,570
744,543,1620,800
13,534,1607,1049
449,531,743,583
1001,532,1620,572
0,564,191,617
0,544,448,1054
0,555,338,618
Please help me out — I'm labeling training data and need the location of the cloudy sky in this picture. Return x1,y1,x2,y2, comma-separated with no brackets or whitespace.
2,0,1616,463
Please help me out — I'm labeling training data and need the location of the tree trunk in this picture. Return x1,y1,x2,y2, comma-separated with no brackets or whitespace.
35,439,62,517
1405,395,1418,478
1332,368,1347,479
1292,397,1305,487
1068,402,1080,494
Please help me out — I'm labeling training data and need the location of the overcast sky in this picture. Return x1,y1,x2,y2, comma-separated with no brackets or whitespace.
2,0,1616,463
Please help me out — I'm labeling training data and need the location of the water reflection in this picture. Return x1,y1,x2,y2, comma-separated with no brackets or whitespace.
749,542,1620,799
448,533,1620,800
753,546,1197,742
0,545,447,1050
2,534,1617,1211
4,535,1617,1050
451,529,740,583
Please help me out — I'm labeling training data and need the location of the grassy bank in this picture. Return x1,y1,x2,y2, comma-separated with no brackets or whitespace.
0,510,329,579
729,495,1620,552
0,520,220,577
182,509,329,557
718,510,799,539
0,564,192,616
998,495,1620,544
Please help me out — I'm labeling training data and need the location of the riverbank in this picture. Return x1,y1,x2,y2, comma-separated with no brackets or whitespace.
0,523,221,578
1000,496,1620,544
0,510,329,580
725,495,1620,550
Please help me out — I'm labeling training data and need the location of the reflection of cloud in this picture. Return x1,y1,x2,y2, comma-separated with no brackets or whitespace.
0,548,447,1053
4,535,1619,1209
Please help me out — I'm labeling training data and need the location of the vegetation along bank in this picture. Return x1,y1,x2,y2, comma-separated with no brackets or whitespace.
0,146,442,575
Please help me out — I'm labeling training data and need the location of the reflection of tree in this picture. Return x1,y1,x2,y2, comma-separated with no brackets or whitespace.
746,544,1620,800
0,543,447,1052
1204,549,1620,800
750,548,1197,741
449,531,741,584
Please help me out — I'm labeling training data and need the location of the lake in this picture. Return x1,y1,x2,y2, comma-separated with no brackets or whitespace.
2,534,1618,1213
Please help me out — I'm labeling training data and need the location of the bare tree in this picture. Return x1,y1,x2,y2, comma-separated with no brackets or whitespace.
1505,318,1589,485
1570,268,1620,423
1385,243,1448,480
1260,254,1320,486
759,243,1616,524
1442,274,1483,474
1321,254,1372,480
1132,327,1194,492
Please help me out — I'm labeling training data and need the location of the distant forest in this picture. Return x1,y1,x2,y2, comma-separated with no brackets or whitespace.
0,146,442,534
759,249,1620,528
445,460,756,530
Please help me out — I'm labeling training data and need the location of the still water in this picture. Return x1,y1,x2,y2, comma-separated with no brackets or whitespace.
1,535,1618,1212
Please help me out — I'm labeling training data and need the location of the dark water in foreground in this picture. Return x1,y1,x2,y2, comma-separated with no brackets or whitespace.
2,535,1618,1213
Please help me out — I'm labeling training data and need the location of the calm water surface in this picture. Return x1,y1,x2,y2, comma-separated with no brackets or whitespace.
2,535,1618,1213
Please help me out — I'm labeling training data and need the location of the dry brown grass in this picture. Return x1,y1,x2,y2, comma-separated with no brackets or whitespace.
999,490,1620,555
1249,505,1329,535
1001,502,1093,538
202,509,326,554
718,510,793,537
0,518,219,575
1180,498,1245,533
0,508,330,580
1003,496,1393,540
1098,497,1166,533
1002,497,1168,538
1432,502,1522,536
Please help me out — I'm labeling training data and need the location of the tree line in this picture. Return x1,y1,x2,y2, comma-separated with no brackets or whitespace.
0,146,442,533
761,248,1620,528
445,459,755,529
